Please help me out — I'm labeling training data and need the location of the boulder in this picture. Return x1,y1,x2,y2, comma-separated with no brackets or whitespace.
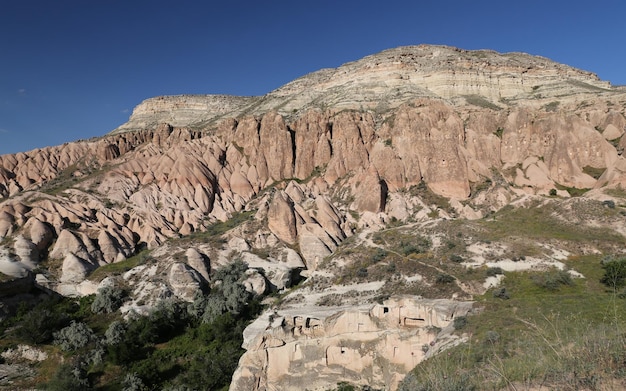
168,263,204,302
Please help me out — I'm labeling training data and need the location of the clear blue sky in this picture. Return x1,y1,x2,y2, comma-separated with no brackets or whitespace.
1,0,624,155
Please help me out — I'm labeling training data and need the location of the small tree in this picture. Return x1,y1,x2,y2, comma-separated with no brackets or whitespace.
46,361,91,391
122,372,146,391
104,320,127,345
53,321,95,351
91,286,126,314
600,256,626,290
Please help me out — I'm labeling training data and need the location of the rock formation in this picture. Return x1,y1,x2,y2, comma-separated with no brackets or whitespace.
1,44,626,390
231,297,473,391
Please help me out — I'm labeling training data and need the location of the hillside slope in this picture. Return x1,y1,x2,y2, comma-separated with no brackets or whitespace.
1,45,626,390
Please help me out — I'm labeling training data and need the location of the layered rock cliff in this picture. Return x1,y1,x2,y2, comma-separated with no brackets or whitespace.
1,44,626,390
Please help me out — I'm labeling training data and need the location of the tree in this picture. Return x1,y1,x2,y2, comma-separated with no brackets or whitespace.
53,321,95,351
91,286,126,314
600,256,626,290
104,320,127,345
45,361,91,391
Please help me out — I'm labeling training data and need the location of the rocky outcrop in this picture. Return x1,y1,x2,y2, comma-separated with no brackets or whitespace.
267,191,298,244
230,296,473,391
1,43,626,391
0,45,624,300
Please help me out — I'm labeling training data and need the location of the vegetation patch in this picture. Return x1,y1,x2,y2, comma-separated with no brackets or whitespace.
399,254,626,390
582,165,606,180
1,261,262,390
88,250,152,282
478,203,624,245
463,95,502,111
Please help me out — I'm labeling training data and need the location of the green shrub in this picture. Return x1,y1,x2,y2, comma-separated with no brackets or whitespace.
449,254,464,263
104,320,127,345
53,321,95,351
16,307,70,344
492,287,510,299
602,200,616,209
532,270,573,291
486,267,504,277
485,330,500,344
600,256,626,289
372,248,388,262
453,316,468,330
436,273,455,284
121,372,146,391
91,286,126,314
45,362,91,391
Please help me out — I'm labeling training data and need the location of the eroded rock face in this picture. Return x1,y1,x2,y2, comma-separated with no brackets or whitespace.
0,43,626,390
267,191,298,244
230,296,473,391
168,263,204,302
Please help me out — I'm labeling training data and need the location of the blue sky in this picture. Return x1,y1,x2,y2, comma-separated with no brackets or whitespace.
1,0,624,155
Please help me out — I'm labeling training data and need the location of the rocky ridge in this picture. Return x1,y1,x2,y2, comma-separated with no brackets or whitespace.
1,44,626,390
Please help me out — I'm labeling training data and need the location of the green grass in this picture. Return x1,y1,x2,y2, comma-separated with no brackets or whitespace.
463,95,502,111
181,210,256,244
88,250,151,282
479,204,624,244
554,182,590,197
401,255,626,390
583,165,606,180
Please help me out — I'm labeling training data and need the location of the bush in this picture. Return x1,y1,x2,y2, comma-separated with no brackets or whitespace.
193,260,252,323
91,286,126,314
372,248,388,262
602,200,616,209
532,270,573,291
104,320,127,345
453,316,468,330
485,330,500,344
16,307,69,344
435,273,455,284
45,361,91,391
485,267,504,277
449,254,464,263
53,321,95,351
122,372,146,391
600,256,626,289
492,287,510,299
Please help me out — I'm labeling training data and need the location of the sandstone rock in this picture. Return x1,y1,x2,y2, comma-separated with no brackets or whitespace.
352,166,387,213
49,230,102,266
60,254,93,283
168,262,204,302
603,124,622,141
27,218,55,252
267,192,297,244
244,269,267,296
230,296,473,391
1,345,48,362
13,235,38,270
280,247,306,270
298,225,332,271
240,252,295,291
185,248,210,282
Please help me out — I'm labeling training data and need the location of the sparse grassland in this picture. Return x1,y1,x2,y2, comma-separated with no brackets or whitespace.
400,253,626,390
88,250,152,282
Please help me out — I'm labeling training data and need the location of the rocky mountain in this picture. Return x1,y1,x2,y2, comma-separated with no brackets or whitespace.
1,44,626,390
